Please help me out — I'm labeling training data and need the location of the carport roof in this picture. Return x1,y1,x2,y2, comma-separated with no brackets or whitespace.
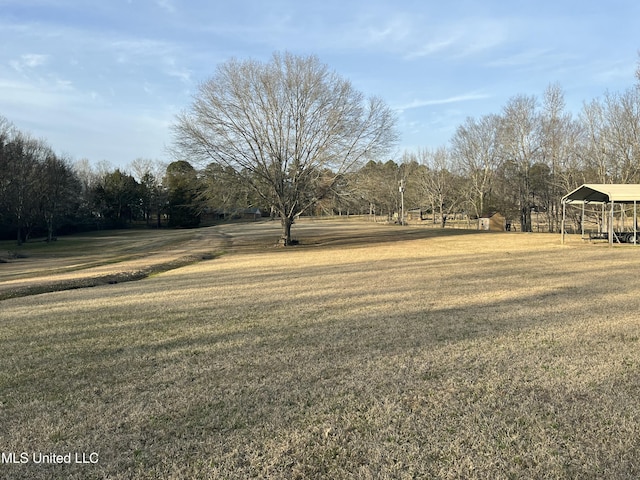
562,184,640,204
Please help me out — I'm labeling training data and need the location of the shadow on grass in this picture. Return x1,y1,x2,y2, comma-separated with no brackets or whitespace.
0,252,221,301
273,222,489,249
0,222,497,301
4,255,640,479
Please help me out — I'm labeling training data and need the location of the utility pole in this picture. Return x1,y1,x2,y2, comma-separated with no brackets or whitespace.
399,179,405,226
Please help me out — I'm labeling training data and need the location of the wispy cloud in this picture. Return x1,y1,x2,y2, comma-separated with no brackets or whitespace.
361,14,412,46
155,0,176,14
162,57,192,84
452,19,509,58
109,38,176,61
341,9,510,61
21,53,49,67
0,0,636,165
396,93,491,112
592,60,636,85
487,48,554,68
404,37,458,59
9,53,49,72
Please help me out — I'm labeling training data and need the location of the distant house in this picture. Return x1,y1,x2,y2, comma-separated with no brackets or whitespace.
479,212,506,231
241,208,262,221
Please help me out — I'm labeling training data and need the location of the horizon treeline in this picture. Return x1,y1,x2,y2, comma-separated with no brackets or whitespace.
2,76,639,243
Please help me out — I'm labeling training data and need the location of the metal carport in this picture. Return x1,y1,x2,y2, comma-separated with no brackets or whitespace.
561,184,640,245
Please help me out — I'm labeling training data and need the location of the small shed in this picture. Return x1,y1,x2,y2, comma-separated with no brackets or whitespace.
406,208,425,221
479,212,506,231
242,208,262,221
561,184,640,244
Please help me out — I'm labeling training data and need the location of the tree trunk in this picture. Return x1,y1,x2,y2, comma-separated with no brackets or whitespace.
280,215,294,246
46,214,54,243
520,206,532,232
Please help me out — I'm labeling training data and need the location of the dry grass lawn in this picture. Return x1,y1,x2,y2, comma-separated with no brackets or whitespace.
0,228,225,300
2,221,640,479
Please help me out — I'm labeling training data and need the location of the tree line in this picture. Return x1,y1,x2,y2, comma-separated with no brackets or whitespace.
2,54,639,244
0,119,206,243
184,81,640,235
171,53,640,238
333,80,640,233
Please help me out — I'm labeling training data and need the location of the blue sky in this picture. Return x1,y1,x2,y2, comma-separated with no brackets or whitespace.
1,0,638,170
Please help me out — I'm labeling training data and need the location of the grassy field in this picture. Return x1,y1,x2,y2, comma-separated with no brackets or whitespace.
0,228,226,300
2,220,640,479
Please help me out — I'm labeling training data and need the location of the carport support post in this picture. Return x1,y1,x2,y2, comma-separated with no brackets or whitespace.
561,200,566,244
635,200,638,245
609,201,615,246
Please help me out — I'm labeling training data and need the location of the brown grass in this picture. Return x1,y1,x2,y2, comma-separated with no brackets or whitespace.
2,221,640,479
0,228,226,300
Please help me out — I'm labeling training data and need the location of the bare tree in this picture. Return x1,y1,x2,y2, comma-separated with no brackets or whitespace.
172,52,397,245
0,117,15,225
581,98,610,183
1,129,41,244
602,88,640,183
351,160,405,222
416,147,461,227
498,95,542,232
451,114,502,223
39,151,79,242
581,89,640,184
539,84,585,232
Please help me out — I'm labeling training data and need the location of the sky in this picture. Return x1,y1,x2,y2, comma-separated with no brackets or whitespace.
1,0,638,171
